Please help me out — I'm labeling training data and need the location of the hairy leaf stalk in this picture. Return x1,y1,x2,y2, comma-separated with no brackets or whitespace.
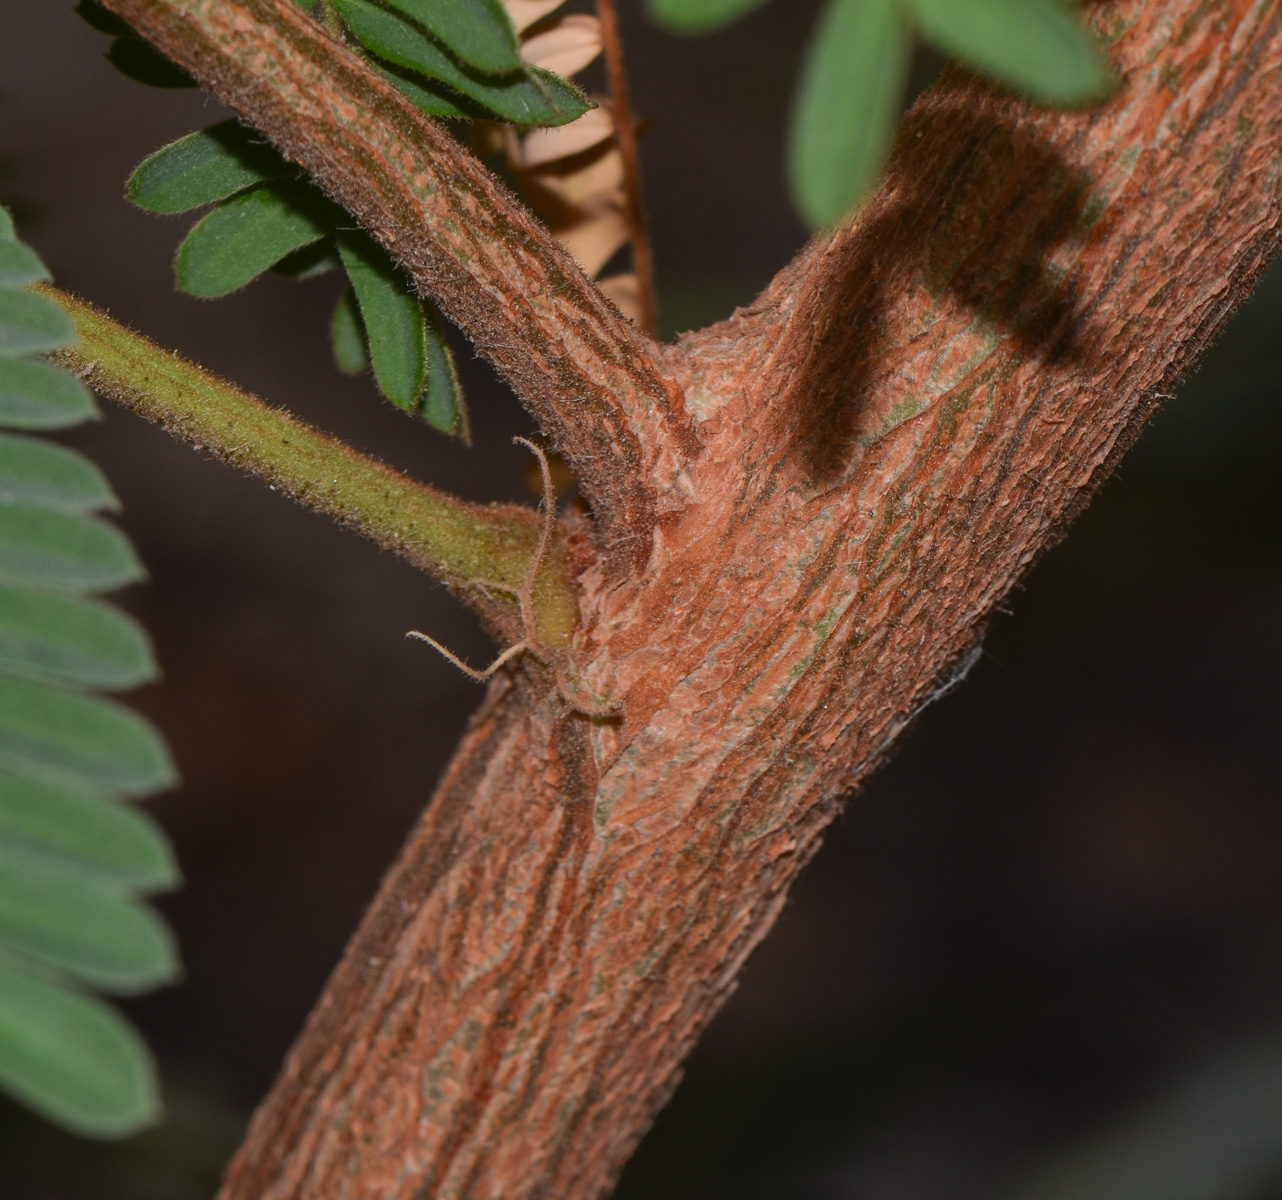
85,0,1282,1196
49,289,578,648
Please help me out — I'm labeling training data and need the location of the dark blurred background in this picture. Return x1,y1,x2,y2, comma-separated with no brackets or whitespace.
2,1,1281,1196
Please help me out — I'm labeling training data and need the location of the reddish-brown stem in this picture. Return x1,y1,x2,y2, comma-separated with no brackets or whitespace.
202,1,1282,1197
596,0,659,338
101,0,699,572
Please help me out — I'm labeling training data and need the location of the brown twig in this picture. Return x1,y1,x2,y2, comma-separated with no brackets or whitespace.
596,0,659,338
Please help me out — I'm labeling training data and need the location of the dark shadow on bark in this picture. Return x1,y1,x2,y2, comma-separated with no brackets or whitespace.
785,73,1101,486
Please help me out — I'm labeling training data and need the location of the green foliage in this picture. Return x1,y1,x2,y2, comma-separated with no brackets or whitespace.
0,210,178,1139
97,0,546,440
333,0,588,126
0,361,99,429
653,0,1109,227
380,0,524,75
648,0,771,35
127,120,290,214
788,0,911,232
0,959,159,1139
908,0,1110,104
174,182,341,297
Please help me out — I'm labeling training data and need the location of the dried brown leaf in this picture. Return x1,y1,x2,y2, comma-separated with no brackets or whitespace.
502,0,567,34
520,14,603,77
598,272,641,322
529,145,625,207
556,195,629,276
520,107,615,167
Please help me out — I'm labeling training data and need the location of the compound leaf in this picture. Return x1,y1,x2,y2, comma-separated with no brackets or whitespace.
175,181,341,297
382,0,523,74
337,232,428,413
335,0,590,126
0,435,118,513
647,0,772,34
0,506,143,593
377,61,492,118
0,589,157,692
0,959,160,1138
908,0,1111,105
128,120,292,214
0,360,98,430
0,844,178,993
789,0,911,228
0,289,76,358
0,676,176,797
0,771,176,892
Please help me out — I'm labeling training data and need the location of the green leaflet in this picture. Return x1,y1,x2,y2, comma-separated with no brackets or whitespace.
907,0,1110,105
0,360,98,430
0,771,176,892
0,844,178,993
789,0,912,229
334,0,591,126
0,242,51,289
0,434,118,513
647,0,773,34
0,505,143,593
0,959,160,1138
0,589,157,692
129,120,292,215
0,209,13,241
105,37,197,88
423,301,469,440
0,675,176,797
381,0,523,75
338,232,428,413
175,181,342,297
0,289,77,358
377,61,492,119
331,287,371,375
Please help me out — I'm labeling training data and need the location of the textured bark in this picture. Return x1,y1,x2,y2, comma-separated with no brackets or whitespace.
103,0,696,570
109,0,1282,1195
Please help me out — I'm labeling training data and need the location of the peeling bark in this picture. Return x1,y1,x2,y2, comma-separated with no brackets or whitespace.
104,0,1282,1195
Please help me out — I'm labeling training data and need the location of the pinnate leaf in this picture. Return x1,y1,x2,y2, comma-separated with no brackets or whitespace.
338,232,428,413
647,0,772,34
175,182,340,297
0,589,157,692
0,290,76,358
378,61,492,118
789,0,911,229
0,434,118,513
0,506,143,593
0,676,176,796
907,0,1111,105
0,360,98,430
0,959,160,1138
0,844,178,993
382,0,523,75
129,120,292,214
335,0,590,126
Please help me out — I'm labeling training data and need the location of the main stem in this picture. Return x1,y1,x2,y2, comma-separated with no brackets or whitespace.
202,0,1282,1196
